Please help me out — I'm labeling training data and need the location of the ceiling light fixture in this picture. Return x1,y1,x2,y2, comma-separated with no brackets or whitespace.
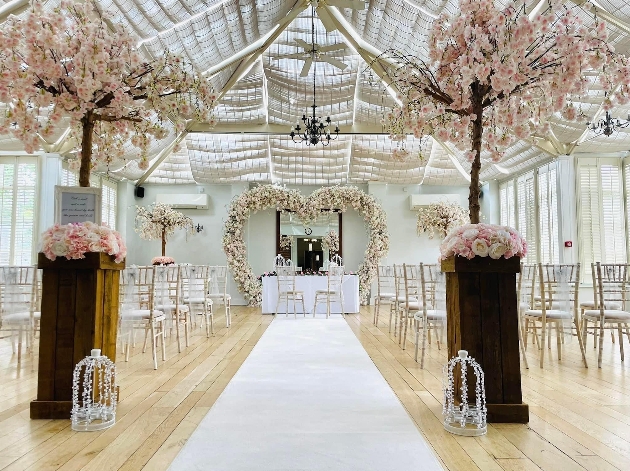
587,110,630,137
289,6,339,146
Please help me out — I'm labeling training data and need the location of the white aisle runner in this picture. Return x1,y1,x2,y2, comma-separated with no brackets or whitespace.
168,317,443,471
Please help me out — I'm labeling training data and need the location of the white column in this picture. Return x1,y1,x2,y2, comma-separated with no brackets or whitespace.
37,153,61,239
556,154,578,264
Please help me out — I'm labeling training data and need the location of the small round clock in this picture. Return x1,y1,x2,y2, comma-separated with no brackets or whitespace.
304,227,313,235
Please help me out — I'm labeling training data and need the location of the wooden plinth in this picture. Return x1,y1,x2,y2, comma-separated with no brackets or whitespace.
441,255,529,424
30,252,124,420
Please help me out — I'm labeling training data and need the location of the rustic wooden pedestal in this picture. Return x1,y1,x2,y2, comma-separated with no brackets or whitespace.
441,255,529,423
30,253,124,419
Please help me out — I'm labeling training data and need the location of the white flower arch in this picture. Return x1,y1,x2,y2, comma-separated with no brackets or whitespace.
222,185,390,306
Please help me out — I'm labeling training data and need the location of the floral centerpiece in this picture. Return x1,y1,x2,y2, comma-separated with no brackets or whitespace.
42,222,126,263
439,224,526,261
321,230,340,255
136,203,193,257
152,256,175,266
417,201,469,239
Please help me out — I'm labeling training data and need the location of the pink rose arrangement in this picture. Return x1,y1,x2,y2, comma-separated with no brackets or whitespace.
152,256,175,266
42,222,126,263
439,224,527,261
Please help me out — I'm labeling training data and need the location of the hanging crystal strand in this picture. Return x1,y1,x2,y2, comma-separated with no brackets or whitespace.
71,349,117,431
442,350,487,436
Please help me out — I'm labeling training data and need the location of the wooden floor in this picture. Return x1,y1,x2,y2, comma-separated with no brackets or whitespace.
0,306,629,471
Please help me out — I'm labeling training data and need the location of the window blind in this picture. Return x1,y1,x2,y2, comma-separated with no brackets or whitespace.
538,165,559,264
499,180,515,228
578,160,626,266
0,159,38,265
517,172,537,264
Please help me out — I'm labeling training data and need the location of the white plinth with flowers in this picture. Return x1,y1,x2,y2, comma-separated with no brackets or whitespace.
440,224,528,424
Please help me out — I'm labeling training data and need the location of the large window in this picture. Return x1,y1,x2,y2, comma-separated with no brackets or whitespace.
578,159,626,266
0,158,38,265
499,162,559,264
61,168,118,229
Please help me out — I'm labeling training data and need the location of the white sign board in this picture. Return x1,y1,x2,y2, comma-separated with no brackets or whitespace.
55,186,102,225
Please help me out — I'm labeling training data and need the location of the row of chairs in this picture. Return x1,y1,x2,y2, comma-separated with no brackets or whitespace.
0,266,41,363
374,264,446,368
119,265,231,370
519,263,630,369
373,262,630,370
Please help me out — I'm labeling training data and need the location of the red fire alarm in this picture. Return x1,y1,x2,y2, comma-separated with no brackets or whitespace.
564,241,573,247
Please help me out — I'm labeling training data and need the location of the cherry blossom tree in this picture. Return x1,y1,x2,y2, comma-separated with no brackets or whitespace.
383,0,630,223
135,203,193,257
0,1,217,187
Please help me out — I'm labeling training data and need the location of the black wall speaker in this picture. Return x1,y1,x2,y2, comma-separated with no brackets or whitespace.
134,186,145,198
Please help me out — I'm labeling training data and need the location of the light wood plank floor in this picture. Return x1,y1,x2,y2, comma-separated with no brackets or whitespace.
0,306,629,471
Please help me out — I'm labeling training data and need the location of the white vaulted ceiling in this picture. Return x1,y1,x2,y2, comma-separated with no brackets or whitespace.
4,0,630,185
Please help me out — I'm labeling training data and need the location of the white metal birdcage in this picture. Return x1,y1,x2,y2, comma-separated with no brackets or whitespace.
71,349,117,431
443,350,487,436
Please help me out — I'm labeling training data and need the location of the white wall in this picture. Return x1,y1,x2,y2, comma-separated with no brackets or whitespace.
119,182,372,304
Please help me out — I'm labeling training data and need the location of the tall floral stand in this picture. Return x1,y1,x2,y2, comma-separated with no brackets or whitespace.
30,253,124,419
441,255,529,423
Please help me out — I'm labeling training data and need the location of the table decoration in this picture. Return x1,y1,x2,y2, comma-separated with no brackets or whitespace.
42,221,126,263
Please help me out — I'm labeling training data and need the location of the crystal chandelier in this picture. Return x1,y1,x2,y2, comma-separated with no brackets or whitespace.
587,110,630,137
289,7,339,146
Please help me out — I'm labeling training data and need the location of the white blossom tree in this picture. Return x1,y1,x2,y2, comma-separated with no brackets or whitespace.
383,0,629,222
135,203,193,257
0,1,217,187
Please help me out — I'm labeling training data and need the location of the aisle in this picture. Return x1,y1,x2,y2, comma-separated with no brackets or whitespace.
168,316,443,471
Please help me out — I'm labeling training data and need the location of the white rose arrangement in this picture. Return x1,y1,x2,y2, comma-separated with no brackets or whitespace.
440,223,527,261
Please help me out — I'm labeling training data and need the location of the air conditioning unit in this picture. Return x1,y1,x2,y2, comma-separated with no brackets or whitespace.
409,194,461,211
155,193,209,209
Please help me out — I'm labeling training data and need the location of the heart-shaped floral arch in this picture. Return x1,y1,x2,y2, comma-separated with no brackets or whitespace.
223,185,390,306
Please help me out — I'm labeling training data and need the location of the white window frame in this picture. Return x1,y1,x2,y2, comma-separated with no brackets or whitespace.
0,156,39,265
577,157,627,268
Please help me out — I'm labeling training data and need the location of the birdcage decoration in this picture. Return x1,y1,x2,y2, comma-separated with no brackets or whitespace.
442,350,487,436
71,349,118,431
329,254,343,266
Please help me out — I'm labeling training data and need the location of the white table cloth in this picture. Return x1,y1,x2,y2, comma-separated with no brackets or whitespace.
262,275,359,314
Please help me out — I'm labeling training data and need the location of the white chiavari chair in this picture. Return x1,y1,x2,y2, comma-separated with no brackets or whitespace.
313,265,345,318
374,265,395,326
516,264,536,369
523,264,588,368
182,265,214,337
154,265,190,353
0,266,39,362
389,264,407,336
276,265,305,318
207,266,231,327
119,266,166,369
582,263,630,368
413,263,446,367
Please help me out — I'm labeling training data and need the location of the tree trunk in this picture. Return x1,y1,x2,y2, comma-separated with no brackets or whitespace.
469,90,483,224
79,111,94,188
161,229,166,257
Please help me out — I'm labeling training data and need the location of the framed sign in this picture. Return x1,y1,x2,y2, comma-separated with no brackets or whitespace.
55,186,102,225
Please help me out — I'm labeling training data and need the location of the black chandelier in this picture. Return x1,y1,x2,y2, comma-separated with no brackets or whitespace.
587,110,630,137
289,7,339,146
